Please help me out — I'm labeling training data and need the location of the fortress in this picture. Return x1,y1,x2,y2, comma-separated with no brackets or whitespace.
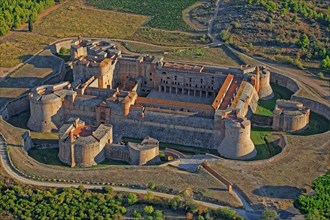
58,118,160,167
26,39,309,165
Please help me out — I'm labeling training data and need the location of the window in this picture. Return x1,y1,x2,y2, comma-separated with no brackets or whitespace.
150,72,152,76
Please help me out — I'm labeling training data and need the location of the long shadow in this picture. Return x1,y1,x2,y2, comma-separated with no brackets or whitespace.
0,55,60,88
219,45,245,65
252,185,304,199
208,187,227,192
11,29,29,33
18,55,62,69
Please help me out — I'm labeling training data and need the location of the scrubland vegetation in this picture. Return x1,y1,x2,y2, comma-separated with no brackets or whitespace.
216,0,329,73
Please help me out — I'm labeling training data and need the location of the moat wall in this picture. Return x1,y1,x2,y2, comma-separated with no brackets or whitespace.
270,72,330,120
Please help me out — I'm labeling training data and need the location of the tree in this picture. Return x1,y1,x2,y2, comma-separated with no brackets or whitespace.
153,210,163,220
306,209,327,220
197,215,205,220
28,17,33,32
261,208,280,220
144,206,154,215
294,174,330,219
103,186,113,194
186,201,199,214
321,56,330,73
147,181,157,190
78,185,85,192
133,210,142,219
127,193,138,206
297,34,310,50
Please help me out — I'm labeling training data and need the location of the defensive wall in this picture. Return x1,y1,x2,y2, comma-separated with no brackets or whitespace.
270,72,330,120
46,38,330,121
273,100,310,132
110,114,220,149
0,52,66,121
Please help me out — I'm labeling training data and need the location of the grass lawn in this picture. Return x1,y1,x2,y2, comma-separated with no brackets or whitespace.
250,127,282,160
295,112,330,136
255,84,294,116
86,0,198,31
28,148,129,167
28,148,65,166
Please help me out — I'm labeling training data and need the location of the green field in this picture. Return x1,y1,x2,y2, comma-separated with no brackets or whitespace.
250,127,282,160
86,0,198,30
295,112,330,136
28,148,64,166
28,148,131,167
255,84,293,116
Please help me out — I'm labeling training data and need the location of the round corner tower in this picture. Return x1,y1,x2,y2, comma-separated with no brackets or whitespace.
218,115,257,160
27,83,68,132
258,67,274,100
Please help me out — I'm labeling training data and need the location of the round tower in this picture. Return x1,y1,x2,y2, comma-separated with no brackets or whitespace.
258,68,274,100
27,84,66,132
218,115,257,160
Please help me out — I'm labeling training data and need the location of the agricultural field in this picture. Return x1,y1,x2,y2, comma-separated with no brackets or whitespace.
214,0,330,74
85,0,199,31
132,28,208,47
0,0,147,69
34,0,147,39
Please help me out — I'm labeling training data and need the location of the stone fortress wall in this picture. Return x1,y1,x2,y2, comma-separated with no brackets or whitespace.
6,38,329,162
218,109,256,160
273,100,310,132
25,39,275,160
58,118,160,167
0,50,66,121
270,72,330,120
58,118,112,167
